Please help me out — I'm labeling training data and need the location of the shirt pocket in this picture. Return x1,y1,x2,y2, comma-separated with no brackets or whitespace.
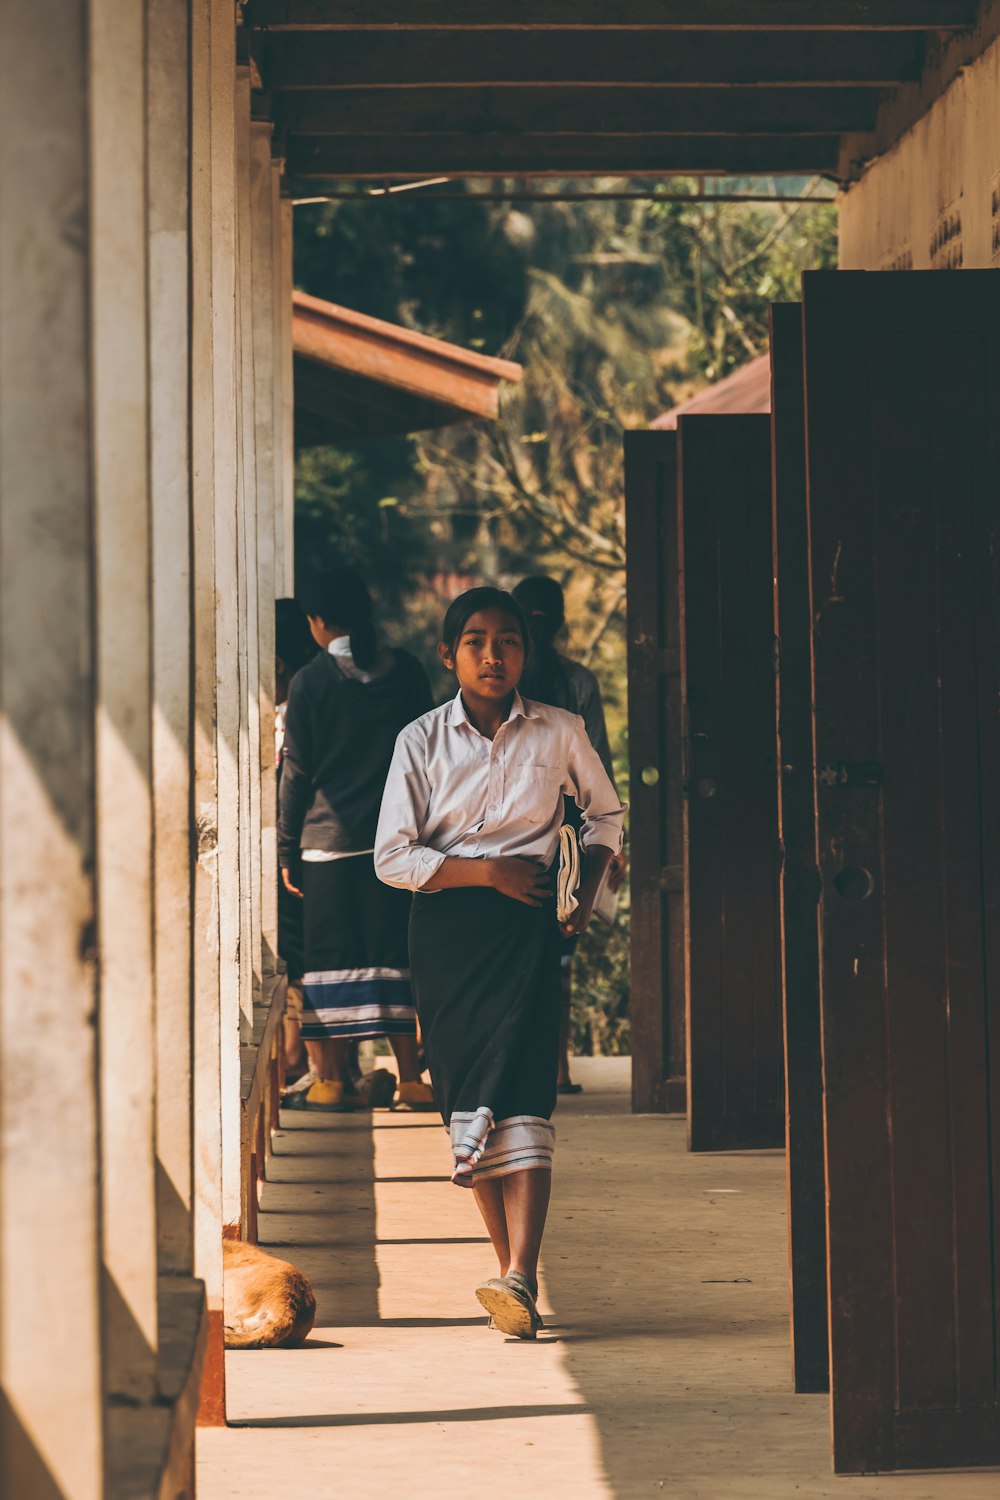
506,763,566,823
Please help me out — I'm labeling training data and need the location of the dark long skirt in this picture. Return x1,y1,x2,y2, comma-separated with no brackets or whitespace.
301,856,416,1041
409,886,562,1186
277,867,305,982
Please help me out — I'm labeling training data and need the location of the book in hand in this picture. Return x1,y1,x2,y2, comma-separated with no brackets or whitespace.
556,823,581,924
591,867,620,928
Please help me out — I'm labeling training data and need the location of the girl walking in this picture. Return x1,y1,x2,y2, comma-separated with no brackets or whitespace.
279,566,435,1111
375,587,625,1337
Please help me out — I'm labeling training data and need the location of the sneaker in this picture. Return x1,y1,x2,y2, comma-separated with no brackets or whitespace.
282,1069,319,1097
475,1272,539,1339
395,1079,436,1111
304,1079,368,1112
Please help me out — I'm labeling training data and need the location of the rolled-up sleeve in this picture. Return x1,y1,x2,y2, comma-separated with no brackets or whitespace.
568,718,626,854
374,728,448,892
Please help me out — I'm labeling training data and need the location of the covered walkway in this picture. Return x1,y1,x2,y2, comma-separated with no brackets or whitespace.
197,1061,998,1499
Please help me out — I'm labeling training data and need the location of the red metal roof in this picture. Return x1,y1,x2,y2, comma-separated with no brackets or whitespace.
651,351,771,430
293,290,523,444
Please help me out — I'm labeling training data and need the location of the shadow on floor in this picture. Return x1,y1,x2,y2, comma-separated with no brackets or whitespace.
540,1057,830,1494
261,1108,382,1327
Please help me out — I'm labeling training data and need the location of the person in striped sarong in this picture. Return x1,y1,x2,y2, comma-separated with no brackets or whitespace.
375,588,625,1338
278,566,435,1112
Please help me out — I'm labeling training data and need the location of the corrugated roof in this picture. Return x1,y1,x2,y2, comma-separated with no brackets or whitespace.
651,352,771,430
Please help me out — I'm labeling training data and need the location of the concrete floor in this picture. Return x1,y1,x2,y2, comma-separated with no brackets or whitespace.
197,1057,999,1500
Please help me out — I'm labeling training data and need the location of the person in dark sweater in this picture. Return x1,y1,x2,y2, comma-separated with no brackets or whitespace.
275,597,318,1085
279,567,435,1111
513,576,627,1096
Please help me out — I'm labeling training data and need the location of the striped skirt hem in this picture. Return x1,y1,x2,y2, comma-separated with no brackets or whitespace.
300,966,416,1041
448,1110,555,1188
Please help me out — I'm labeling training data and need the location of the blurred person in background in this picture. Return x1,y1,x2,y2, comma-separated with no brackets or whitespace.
513,576,627,1095
279,566,435,1111
275,598,317,1087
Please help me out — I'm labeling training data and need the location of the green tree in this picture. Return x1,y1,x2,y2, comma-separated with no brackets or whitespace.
291,179,837,1053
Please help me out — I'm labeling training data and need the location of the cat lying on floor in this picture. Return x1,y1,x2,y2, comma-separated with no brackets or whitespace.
223,1239,317,1348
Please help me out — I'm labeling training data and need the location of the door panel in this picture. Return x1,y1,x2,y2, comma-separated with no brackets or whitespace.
769,304,828,1394
802,270,1000,1473
623,430,687,1114
678,414,784,1152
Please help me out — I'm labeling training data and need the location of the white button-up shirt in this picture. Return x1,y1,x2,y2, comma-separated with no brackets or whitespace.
374,691,626,892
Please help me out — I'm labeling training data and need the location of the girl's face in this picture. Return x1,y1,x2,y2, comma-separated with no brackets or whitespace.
440,608,526,702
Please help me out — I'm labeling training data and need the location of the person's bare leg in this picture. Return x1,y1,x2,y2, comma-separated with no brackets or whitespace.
389,1034,422,1085
556,959,573,1087
502,1168,552,1285
304,1037,351,1082
283,1014,304,1070
472,1177,510,1276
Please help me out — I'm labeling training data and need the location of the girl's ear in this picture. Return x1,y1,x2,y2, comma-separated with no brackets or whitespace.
437,640,455,673
434,639,455,675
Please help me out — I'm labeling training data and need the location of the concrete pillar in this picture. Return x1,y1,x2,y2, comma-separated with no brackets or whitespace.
236,67,264,1025
251,123,280,978
148,0,194,1278
0,5,104,1493
278,195,297,595
191,0,226,1422
90,0,159,1408
208,0,245,1238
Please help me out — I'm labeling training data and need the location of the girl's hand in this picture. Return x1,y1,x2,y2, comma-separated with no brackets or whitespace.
281,865,304,899
489,856,552,908
561,844,614,935
561,888,597,937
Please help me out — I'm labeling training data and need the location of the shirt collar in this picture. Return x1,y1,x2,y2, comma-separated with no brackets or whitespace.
447,689,535,730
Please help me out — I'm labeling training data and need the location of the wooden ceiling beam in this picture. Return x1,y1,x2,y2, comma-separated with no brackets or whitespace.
261,30,921,88
276,86,881,136
244,1,975,31
287,133,843,178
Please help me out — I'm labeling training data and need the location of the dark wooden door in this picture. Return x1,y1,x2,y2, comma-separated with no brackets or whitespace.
623,430,686,1115
769,304,828,1395
678,414,784,1152
803,270,1000,1474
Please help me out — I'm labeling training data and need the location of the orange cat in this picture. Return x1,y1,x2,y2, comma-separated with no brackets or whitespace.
223,1240,317,1348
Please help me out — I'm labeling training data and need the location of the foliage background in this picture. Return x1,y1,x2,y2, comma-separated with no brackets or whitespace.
292,179,837,1054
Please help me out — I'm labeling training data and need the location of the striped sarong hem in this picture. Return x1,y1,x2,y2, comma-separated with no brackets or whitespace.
448,1111,555,1188
301,966,416,1041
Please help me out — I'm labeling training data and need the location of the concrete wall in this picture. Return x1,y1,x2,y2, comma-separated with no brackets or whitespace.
840,24,1000,271
0,0,294,1487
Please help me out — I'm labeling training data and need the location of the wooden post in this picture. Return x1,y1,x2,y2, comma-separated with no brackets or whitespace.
623,430,687,1114
678,414,783,1153
769,304,828,1394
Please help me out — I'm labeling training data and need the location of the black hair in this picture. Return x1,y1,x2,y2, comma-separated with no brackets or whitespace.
440,586,531,660
300,566,378,671
512,575,570,708
275,597,316,676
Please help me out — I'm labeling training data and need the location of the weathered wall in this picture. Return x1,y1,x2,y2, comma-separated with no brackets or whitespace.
840,28,1000,272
